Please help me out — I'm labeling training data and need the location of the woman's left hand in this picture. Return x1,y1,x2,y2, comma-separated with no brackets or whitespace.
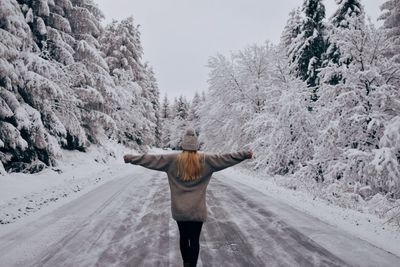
123,154,133,163
245,150,253,159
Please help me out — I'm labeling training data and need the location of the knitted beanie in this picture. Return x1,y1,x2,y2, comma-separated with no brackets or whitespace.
181,128,199,151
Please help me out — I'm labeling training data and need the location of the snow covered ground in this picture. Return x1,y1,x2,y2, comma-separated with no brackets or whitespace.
0,148,399,266
0,142,135,225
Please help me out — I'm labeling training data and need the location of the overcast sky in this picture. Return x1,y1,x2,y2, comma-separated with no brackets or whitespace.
95,0,385,100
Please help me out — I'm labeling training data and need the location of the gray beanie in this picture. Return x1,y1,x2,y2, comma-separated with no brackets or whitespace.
181,128,199,151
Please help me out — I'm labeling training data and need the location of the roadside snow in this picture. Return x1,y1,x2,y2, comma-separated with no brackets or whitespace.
0,142,136,225
221,167,400,258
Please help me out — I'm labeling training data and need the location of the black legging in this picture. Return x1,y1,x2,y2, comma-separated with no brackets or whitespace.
177,221,203,265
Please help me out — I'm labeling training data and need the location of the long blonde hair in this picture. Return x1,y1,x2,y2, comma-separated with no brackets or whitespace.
176,151,203,181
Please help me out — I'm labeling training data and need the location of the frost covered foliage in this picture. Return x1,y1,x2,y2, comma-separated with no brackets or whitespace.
322,0,364,85
200,44,315,174
0,0,161,173
287,0,326,96
160,93,204,150
200,44,273,152
245,50,316,175
309,16,400,199
379,0,400,62
200,1,400,208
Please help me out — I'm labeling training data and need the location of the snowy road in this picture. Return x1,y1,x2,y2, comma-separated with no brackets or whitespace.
0,166,399,267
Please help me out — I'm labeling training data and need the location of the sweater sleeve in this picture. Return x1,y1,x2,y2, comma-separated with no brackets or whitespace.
125,153,174,172
206,151,249,172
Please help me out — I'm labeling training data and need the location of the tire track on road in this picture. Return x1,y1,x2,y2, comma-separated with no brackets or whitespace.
200,177,349,267
32,175,141,267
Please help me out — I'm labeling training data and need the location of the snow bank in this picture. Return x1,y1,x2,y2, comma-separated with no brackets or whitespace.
0,141,136,225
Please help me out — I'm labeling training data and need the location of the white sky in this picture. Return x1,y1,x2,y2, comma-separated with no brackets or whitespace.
95,0,385,100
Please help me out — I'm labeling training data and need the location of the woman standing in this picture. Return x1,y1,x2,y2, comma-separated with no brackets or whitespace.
123,128,252,267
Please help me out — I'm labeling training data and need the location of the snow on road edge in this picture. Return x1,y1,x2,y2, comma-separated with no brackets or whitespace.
221,167,400,258
0,142,137,228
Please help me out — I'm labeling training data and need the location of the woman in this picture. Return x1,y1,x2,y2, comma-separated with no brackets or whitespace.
123,128,252,267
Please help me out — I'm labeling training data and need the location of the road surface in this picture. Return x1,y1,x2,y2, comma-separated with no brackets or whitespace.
0,166,399,267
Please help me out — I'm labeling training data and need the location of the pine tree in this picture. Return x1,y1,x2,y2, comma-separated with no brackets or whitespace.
379,0,400,62
0,0,161,172
201,91,206,102
140,65,161,146
166,95,190,149
188,92,202,135
281,8,302,50
161,94,170,119
101,17,144,81
160,94,171,148
288,0,326,100
322,0,364,84
314,16,400,197
188,92,201,122
175,95,189,120
331,0,363,28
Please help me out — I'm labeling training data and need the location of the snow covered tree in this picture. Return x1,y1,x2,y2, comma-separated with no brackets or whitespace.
139,64,161,146
379,0,400,62
288,0,327,100
167,95,190,149
201,90,206,102
175,95,189,120
322,0,364,84
200,43,274,152
281,8,303,50
160,94,172,148
0,0,72,172
188,92,202,134
0,0,161,173
101,17,143,81
310,16,400,198
244,48,315,174
161,94,171,120
331,0,363,28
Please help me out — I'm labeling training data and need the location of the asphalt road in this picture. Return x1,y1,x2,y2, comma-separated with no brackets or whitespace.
0,167,399,267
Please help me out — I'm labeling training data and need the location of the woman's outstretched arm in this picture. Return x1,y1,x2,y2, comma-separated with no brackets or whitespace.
206,150,252,172
123,153,175,172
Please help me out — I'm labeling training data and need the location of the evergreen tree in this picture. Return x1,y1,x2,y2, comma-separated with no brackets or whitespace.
201,90,206,102
0,0,161,173
379,0,400,62
280,8,302,50
314,16,400,197
188,92,202,135
175,95,189,120
140,64,161,146
161,94,171,120
166,95,190,149
160,94,171,148
101,17,143,81
188,92,201,122
331,0,363,28
288,0,326,100
322,0,364,84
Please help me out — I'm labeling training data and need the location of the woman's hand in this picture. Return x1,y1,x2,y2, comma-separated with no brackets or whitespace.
123,154,133,163
245,150,253,159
